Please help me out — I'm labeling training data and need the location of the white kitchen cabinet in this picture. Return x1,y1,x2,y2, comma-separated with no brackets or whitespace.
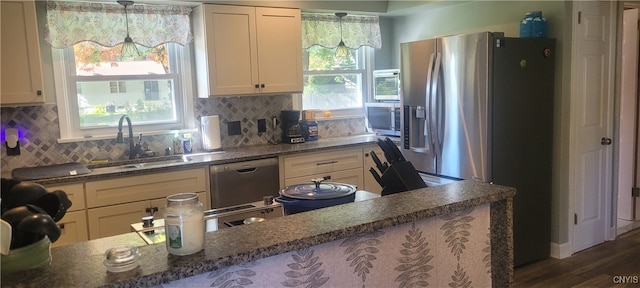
44,183,88,247
193,4,302,97
279,148,364,189
51,210,88,247
284,168,363,189
85,168,209,239
86,192,207,239
363,145,384,194
1,0,45,106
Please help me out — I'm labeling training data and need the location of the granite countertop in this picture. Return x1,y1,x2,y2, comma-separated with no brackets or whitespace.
24,134,392,186
0,180,516,287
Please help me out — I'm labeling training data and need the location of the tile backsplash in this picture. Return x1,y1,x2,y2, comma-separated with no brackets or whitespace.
1,94,366,174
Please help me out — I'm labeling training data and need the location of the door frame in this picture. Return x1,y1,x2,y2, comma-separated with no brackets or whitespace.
615,3,640,223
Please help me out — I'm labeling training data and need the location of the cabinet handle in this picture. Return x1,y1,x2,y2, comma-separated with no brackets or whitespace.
316,160,338,166
59,223,65,230
260,84,265,88
255,84,260,89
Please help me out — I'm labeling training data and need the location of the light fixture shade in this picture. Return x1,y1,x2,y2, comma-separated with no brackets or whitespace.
335,12,349,57
121,36,140,58
119,0,140,59
335,41,350,57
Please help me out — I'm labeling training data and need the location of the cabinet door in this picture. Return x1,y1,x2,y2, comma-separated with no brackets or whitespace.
282,148,363,179
255,7,302,94
284,167,364,189
85,168,207,208
45,183,86,211
197,5,258,96
0,0,44,105
87,200,151,239
52,210,88,247
45,184,87,246
363,146,384,194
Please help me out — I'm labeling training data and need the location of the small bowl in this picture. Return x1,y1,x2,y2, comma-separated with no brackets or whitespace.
103,245,140,273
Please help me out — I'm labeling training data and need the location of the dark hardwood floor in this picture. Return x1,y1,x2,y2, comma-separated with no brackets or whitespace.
514,228,640,287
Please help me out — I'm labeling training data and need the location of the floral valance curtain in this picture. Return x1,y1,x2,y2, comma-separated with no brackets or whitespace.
302,13,382,50
45,1,192,48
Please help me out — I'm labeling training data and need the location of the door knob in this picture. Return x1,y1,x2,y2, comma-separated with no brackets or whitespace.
601,137,612,145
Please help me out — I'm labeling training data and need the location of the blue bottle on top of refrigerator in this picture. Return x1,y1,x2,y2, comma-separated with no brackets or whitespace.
520,11,547,38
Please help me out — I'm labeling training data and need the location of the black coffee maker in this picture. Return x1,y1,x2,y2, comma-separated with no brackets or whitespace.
281,110,305,144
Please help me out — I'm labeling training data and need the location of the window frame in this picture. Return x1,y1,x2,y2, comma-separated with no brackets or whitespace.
295,46,374,120
53,43,196,143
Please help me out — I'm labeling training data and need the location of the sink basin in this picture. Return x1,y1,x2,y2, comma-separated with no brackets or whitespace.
90,157,193,174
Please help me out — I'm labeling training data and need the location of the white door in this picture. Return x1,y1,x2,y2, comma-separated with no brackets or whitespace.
571,1,615,253
618,8,639,221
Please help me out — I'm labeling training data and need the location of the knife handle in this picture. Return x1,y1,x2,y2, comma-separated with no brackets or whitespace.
369,167,384,187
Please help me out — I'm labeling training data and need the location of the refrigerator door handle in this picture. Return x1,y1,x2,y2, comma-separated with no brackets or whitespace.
409,52,436,154
430,52,443,158
425,52,437,154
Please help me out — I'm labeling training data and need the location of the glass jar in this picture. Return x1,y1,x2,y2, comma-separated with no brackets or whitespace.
164,193,204,255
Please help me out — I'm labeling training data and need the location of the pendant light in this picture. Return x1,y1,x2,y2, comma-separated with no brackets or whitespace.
335,12,349,57
118,0,140,59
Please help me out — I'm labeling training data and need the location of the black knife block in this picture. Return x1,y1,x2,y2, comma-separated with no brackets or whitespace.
380,161,427,196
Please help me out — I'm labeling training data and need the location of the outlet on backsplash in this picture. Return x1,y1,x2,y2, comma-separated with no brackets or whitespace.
228,121,241,136
257,119,266,133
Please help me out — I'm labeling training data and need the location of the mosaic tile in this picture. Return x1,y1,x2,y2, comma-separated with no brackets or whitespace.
1,95,366,173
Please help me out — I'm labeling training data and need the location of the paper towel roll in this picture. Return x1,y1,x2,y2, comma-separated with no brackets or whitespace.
201,115,222,151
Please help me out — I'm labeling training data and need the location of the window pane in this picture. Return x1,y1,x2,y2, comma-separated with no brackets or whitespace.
303,74,362,110
73,42,177,129
77,79,176,128
302,46,366,111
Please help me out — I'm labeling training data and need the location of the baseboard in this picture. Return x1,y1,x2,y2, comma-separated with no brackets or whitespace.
550,241,572,259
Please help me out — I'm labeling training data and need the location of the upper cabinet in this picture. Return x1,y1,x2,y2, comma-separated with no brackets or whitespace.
193,4,303,97
1,0,45,106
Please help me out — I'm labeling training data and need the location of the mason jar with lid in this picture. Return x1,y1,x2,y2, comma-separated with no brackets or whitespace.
164,193,204,255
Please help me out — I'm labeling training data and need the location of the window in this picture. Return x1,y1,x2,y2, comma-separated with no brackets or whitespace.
54,42,194,142
110,82,127,94
144,81,160,101
301,46,372,117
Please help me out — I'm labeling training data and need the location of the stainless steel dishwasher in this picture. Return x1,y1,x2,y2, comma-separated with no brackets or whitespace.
209,158,280,208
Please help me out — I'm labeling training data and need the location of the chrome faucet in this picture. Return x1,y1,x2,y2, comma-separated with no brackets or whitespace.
116,115,142,159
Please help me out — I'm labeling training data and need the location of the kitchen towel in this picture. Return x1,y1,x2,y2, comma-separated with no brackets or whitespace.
201,115,222,151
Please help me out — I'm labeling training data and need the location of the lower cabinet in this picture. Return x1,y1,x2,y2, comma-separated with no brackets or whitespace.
85,168,209,240
86,192,206,239
283,168,363,188
44,183,88,247
280,147,364,189
52,210,88,247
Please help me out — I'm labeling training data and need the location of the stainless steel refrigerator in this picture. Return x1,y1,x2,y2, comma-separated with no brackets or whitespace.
400,32,555,267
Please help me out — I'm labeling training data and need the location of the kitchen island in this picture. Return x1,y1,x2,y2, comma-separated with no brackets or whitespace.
1,180,515,287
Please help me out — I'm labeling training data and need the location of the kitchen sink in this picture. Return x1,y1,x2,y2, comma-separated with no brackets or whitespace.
89,157,194,173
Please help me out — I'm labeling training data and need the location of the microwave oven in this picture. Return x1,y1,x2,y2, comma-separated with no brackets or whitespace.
365,102,401,136
373,69,400,101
